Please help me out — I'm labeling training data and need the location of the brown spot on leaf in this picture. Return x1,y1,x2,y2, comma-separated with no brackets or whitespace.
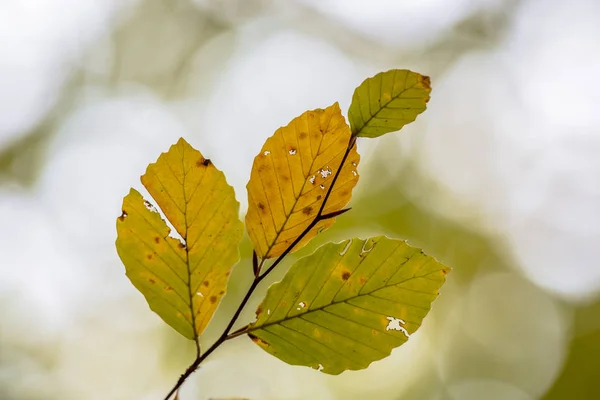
149,278,156,284
146,254,153,260
209,295,217,304
316,195,322,200
219,290,225,295
196,157,211,167
203,281,210,287
258,202,265,212
299,132,308,139
421,75,431,90
164,285,173,292
154,237,160,244
342,271,351,281
359,276,367,285
302,206,313,215
249,333,269,347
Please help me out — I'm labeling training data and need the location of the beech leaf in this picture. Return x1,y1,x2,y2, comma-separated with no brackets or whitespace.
245,102,360,259
116,138,243,340
348,69,431,138
246,236,449,374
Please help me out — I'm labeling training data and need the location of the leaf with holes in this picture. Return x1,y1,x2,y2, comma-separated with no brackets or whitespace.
245,236,449,374
348,69,431,138
245,102,360,260
116,138,244,340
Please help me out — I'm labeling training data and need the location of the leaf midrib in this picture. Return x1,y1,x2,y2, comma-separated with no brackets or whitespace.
179,143,199,340
353,71,423,135
262,111,337,258
247,271,441,334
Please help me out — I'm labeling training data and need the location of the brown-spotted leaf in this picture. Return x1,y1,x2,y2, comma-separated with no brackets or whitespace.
246,102,360,259
116,138,243,340
247,237,449,374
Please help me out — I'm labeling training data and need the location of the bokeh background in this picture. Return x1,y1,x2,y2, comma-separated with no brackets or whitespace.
1,0,599,399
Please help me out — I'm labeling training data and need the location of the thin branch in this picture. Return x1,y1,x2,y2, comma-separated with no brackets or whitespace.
252,250,259,277
163,136,357,400
163,279,261,399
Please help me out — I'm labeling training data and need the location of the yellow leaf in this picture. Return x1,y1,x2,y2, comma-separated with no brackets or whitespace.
116,138,244,340
246,103,360,259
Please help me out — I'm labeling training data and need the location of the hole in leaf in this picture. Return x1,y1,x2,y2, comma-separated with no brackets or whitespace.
386,317,410,338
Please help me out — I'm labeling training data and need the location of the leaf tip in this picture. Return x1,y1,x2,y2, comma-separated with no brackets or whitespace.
176,136,189,146
419,74,431,91
118,188,139,222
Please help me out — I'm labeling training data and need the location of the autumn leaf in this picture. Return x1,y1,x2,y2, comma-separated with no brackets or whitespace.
116,138,244,340
246,236,449,374
245,102,360,259
348,69,431,138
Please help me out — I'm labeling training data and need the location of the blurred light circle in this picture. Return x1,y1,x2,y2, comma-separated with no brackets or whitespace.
401,40,600,302
52,308,165,400
447,379,533,400
398,51,523,227
200,27,366,211
0,0,131,149
297,0,506,49
506,0,600,129
190,339,336,400
327,329,435,398
436,272,570,398
498,0,600,302
38,88,187,260
0,188,86,336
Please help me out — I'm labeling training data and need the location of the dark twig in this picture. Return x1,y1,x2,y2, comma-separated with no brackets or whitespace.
163,137,357,400
252,250,260,277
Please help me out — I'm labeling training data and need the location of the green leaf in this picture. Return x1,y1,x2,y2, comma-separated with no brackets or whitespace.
246,236,449,374
116,138,244,340
348,69,431,138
